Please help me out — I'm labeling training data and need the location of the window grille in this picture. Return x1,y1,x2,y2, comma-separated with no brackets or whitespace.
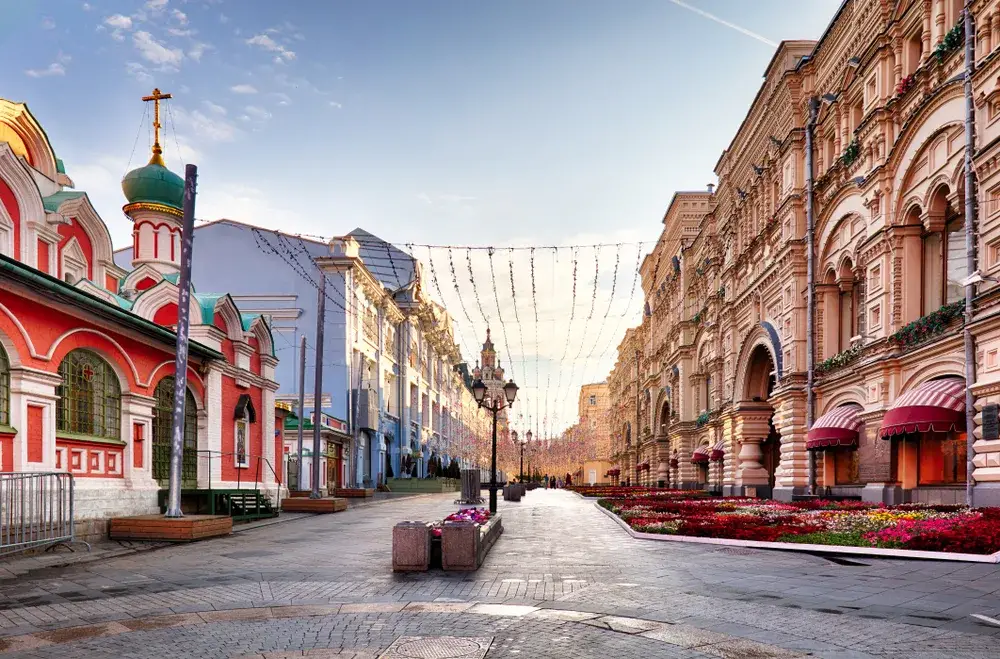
56,350,121,440
152,377,198,486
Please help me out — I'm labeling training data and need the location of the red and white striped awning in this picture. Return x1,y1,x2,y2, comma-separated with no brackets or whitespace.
710,440,725,462
807,404,863,450
879,377,966,438
691,446,711,464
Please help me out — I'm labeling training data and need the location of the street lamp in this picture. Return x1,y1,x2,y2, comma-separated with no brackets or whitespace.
519,429,533,483
473,377,518,513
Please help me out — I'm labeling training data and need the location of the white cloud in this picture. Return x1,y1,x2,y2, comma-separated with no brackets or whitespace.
172,106,239,142
132,30,184,68
167,27,194,37
41,17,56,30
243,105,271,121
197,183,302,230
25,62,66,78
82,2,93,10
219,13,230,24
125,61,152,82
103,13,133,41
271,92,291,106
329,101,342,109
188,42,212,61
230,84,257,94
146,0,169,11
172,9,188,24
203,100,227,115
245,34,296,62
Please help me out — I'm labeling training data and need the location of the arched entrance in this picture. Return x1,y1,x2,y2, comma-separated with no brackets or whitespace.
735,344,781,498
152,377,198,488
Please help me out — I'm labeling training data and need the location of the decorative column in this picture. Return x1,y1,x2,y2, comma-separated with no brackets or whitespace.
771,385,808,501
733,401,773,497
655,426,669,486
720,408,738,495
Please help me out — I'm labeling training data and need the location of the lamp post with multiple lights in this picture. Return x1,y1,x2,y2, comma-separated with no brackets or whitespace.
472,377,518,514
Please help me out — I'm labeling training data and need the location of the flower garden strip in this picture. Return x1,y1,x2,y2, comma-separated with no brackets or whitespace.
596,491,1000,563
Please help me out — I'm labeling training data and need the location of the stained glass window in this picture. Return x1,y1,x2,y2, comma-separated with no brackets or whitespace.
0,345,9,427
56,350,120,440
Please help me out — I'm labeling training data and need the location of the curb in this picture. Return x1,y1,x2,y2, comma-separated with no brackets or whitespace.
594,501,1000,564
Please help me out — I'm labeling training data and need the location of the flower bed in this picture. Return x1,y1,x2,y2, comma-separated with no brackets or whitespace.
598,495,1000,555
569,486,706,499
431,507,491,538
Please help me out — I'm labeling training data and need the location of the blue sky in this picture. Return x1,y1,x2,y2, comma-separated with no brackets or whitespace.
4,0,843,433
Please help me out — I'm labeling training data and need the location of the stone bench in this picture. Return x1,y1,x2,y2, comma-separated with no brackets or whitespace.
442,513,503,571
391,513,503,572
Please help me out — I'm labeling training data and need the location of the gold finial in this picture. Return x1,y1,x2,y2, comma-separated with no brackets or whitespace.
141,87,173,167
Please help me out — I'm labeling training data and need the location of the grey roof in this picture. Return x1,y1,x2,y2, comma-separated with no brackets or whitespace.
348,228,415,291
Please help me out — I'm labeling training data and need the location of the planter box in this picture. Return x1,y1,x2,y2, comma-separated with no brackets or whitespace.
109,514,232,542
392,521,433,572
280,497,347,513
333,488,374,498
441,513,503,571
502,485,522,502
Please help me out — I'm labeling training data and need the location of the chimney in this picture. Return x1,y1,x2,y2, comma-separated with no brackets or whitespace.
707,183,715,194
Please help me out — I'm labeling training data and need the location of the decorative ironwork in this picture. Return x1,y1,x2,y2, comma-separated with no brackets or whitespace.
56,350,121,440
153,377,198,487
0,345,9,427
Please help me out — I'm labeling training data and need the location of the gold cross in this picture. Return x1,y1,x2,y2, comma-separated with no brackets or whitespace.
141,88,172,166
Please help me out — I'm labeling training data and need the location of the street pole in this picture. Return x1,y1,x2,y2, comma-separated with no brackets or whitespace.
490,405,498,513
519,440,524,483
310,271,326,499
296,333,306,490
165,164,197,519
963,2,977,508
806,96,820,497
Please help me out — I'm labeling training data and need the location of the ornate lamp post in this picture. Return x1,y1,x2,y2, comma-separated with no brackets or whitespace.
519,429,533,483
472,377,518,514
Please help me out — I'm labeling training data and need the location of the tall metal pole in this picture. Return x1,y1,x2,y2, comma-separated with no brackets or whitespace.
165,164,197,518
635,350,641,486
296,333,306,490
489,403,498,514
806,97,820,497
310,272,326,499
963,3,977,508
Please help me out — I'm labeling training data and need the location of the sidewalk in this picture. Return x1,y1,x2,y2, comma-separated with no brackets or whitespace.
0,492,431,580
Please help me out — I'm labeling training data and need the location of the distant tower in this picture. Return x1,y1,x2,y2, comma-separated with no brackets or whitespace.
477,328,507,419
121,88,185,276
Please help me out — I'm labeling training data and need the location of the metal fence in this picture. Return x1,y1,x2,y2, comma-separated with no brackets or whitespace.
1,472,84,557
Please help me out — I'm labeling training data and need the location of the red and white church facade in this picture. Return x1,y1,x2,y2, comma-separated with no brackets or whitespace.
0,94,281,536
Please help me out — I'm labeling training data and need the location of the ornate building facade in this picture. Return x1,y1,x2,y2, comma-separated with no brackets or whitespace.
608,0,1000,504
0,91,279,536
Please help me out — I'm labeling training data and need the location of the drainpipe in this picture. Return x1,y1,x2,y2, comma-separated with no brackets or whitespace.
963,3,977,508
806,97,820,497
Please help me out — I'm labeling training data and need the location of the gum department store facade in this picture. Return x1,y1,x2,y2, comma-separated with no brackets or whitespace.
608,0,1000,505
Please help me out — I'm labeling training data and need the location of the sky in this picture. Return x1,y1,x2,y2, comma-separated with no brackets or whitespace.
3,0,843,435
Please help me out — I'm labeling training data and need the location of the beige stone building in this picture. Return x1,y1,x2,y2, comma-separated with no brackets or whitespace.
607,0,1000,504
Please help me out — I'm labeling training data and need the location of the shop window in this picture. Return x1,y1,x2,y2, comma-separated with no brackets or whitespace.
918,432,967,485
945,217,966,303
834,450,860,485
56,349,121,440
0,344,8,427
697,462,708,485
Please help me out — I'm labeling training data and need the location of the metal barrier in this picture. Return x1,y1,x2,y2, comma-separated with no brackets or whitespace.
1,472,87,557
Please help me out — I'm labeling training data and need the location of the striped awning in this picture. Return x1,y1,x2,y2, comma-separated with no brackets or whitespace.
710,440,725,462
879,377,966,438
807,404,863,450
691,446,711,464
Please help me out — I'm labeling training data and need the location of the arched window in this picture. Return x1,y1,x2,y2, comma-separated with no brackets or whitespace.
0,344,9,427
56,350,121,439
923,188,967,315
152,377,198,486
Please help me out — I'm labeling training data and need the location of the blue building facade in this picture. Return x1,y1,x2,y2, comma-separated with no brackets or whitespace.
114,221,489,487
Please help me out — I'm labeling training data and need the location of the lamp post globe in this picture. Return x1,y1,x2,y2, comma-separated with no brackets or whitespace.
472,378,487,403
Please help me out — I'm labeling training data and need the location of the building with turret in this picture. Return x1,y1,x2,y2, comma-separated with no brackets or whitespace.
0,89,279,539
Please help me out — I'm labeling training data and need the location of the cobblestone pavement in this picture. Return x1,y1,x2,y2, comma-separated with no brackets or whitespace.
2,490,1000,658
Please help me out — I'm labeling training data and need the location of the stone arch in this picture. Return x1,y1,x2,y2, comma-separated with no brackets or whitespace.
734,324,782,400
146,360,206,404
214,295,245,342
54,194,115,275
900,356,966,393
46,329,139,392
818,387,867,416
0,300,38,360
248,315,274,357
0,143,44,262
131,280,201,327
